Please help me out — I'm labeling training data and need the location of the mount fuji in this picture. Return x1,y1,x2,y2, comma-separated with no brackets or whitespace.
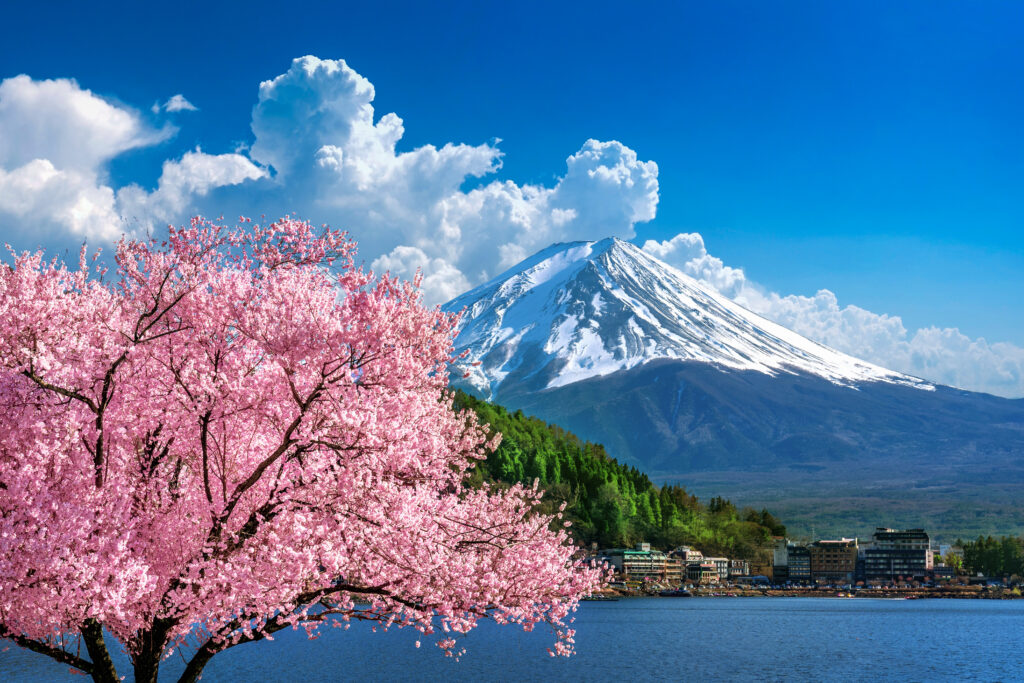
443,238,1024,537
446,237,931,397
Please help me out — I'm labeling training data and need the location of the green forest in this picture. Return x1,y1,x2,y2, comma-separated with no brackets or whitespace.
959,535,1024,578
455,391,785,562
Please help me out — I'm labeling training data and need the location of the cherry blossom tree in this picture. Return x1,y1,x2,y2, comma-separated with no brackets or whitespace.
0,217,602,682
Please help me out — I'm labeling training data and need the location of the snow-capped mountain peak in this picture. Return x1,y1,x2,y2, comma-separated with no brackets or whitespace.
443,238,931,398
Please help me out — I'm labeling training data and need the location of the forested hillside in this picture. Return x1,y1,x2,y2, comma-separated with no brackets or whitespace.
455,391,785,561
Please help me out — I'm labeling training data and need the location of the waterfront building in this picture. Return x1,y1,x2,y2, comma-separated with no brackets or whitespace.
704,556,730,581
773,537,789,566
773,538,790,583
729,559,750,579
597,543,677,583
809,538,858,583
862,528,932,582
788,545,811,583
670,546,704,563
664,557,685,584
686,562,720,585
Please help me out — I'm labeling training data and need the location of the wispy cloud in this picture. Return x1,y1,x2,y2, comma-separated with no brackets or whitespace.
152,94,198,113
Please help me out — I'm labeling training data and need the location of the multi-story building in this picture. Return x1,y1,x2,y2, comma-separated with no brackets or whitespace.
704,557,730,581
598,543,678,583
772,538,790,583
788,545,811,583
862,528,932,582
664,557,685,584
809,538,858,583
773,538,789,566
671,546,704,564
686,562,720,585
729,559,750,579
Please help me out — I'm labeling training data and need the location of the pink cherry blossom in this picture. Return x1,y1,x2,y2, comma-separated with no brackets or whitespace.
0,217,603,683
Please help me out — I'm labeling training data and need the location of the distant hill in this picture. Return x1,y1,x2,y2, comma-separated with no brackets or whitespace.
455,390,785,560
444,238,1024,540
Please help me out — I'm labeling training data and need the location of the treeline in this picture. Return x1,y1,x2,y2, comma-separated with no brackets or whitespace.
959,536,1024,578
455,391,785,561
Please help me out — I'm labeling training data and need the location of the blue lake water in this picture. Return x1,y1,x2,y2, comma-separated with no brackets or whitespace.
3,598,1023,681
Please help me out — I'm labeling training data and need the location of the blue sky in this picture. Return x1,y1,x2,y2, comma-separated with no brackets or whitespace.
1,1,1022,396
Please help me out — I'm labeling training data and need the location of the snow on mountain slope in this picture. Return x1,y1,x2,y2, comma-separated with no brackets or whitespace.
443,237,932,398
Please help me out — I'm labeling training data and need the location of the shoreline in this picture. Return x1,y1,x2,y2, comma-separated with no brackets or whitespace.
594,585,1022,600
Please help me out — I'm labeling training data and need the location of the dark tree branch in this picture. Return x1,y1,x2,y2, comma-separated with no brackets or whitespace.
21,370,98,413
0,628,94,676
176,582,424,683
218,378,323,524
199,411,214,505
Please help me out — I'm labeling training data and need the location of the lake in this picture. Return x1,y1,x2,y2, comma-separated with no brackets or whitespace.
3,598,1023,681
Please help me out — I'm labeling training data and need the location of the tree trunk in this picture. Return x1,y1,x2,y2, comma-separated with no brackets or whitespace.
81,619,119,683
132,617,174,683
133,656,160,683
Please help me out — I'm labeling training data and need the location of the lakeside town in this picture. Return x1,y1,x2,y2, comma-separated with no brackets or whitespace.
592,527,1024,599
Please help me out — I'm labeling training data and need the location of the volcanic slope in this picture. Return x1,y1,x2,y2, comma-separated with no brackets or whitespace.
443,238,1024,537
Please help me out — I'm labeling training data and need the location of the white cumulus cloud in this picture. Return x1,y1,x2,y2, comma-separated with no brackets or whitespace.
162,94,196,113
0,57,659,304
116,149,266,230
0,75,169,170
642,232,746,298
0,59,659,287
243,56,659,286
0,159,121,240
437,139,659,280
0,75,262,241
370,246,470,307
